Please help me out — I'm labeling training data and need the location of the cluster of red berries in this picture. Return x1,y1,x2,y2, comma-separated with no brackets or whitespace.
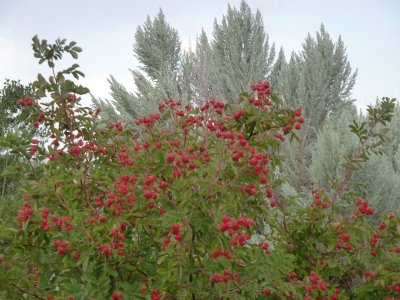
210,269,241,283
33,112,46,128
199,98,225,115
108,222,128,257
311,190,330,209
111,293,123,300
211,246,233,260
98,244,113,257
389,283,400,294
53,239,68,255
135,113,160,126
219,215,253,247
151,288,161,300
336,230,353,251
370,222,388,257
282,107,304,132
115,121,123,132
16,203,34,222
162,223,183,248
117,148,134,167
233,109,245,120
52,240,80,260
30,138,40,155
357,198,375,215
364,270,377,279
51,215,73,232
41,208,51,231
114,175,138,196
18,96,34,106
259,241,270,254
263,288,272,295
249,82,272,109
303,272,330,298
166,149,199,172
87,214,108,225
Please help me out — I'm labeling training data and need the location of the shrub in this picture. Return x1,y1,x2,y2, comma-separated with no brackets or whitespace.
0,36,399,300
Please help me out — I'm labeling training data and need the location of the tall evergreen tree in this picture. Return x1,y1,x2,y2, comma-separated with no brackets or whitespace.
188,30,215,103
277,24,357,190
269,47,286,91
93,9,192,122
209,0,275,102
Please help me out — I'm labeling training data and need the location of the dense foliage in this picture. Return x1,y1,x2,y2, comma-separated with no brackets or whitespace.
0,36,399,300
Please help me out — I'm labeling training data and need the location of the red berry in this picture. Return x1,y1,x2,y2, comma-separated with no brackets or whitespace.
111,293,123,300
171,223,180,235
263,288,271,295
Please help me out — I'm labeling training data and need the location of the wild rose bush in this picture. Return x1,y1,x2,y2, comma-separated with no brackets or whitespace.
0,36,399,300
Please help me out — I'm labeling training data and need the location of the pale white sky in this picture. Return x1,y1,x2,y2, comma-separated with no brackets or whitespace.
0,0,399,110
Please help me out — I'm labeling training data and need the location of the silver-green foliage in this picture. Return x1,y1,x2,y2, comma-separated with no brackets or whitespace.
311,104,400,214
209,1,275,102
94,10,192,122
95,1,277,120
188,1,275,103
277,24,357,190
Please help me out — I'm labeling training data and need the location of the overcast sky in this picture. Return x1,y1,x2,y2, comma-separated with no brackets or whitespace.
0,0,399,110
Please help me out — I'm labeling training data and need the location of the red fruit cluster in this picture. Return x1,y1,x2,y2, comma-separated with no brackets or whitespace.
219,215,252,247
312,191,329,209
41,207,51,231
389,283,400,294
162,236,171,249
151,288,160,300
51,215,73,232
211,246,233,260
18,96,33,106
364,270,377,279
199,98,225,115
251,82,271,104
16,204,34,222
111,293,123,300
53,240,69,255
282,106,303,132
370,221,388,256
304,272,329,296
259,241,270,254
336,230,352,251
357,198,374,215
233,109,245,120
109,223,127,256
263,288,271,295
98,244,113,257
171,223,182,241
275,133,285,141
210,269,241,283
30,138,40,156
135,113,160,126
